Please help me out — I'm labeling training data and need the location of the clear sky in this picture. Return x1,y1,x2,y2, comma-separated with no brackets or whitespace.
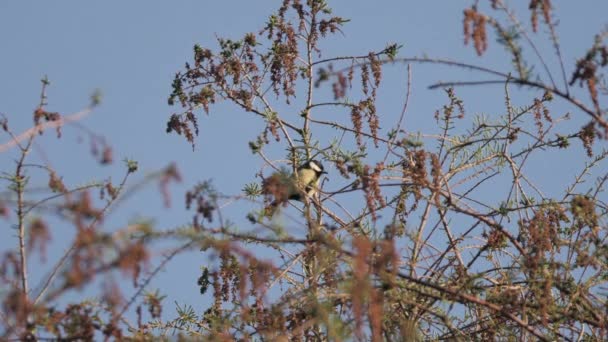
1,0,606,328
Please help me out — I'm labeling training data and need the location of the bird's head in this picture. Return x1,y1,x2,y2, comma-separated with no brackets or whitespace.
306,160,327,175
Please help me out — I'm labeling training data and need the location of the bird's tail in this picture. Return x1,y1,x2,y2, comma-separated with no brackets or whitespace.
264,200,284,217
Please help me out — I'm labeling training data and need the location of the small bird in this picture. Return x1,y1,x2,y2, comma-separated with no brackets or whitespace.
288,159,327,200
263,159,327,215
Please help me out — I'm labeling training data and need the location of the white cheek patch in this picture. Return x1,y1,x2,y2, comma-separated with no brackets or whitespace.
309,161,322,173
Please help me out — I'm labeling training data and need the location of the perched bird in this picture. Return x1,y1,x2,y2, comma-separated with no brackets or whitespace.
263,160,327,215
288,159,327,200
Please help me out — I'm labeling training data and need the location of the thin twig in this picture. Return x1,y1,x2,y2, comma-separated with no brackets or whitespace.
117,241,194,320
33,169,133,305
0,108,92,153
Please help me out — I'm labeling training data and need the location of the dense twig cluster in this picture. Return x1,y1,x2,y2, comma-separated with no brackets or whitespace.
2,0,607,341
0,79,187,340
159,1,608,340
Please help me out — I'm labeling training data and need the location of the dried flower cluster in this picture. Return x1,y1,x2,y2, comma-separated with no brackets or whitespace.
570,31,608,120
463,7,488,56
529,0,552,33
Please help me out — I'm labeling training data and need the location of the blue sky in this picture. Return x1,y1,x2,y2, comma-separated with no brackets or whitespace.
1,0,607,330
